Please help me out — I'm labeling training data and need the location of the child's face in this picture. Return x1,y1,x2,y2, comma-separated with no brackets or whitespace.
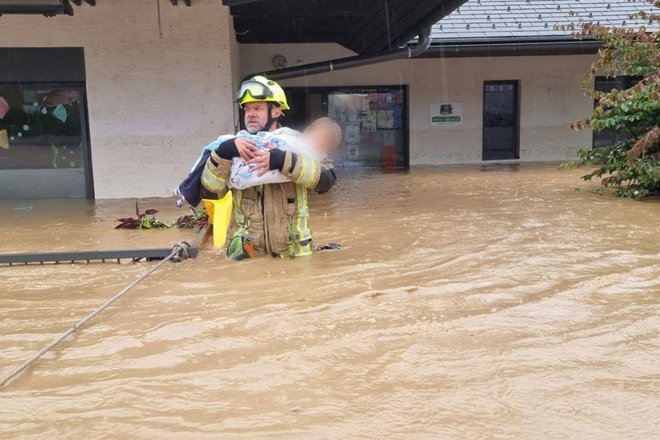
303,125,340,156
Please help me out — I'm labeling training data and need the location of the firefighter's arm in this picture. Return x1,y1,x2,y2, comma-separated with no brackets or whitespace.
200,138,237,199
273,150,337,193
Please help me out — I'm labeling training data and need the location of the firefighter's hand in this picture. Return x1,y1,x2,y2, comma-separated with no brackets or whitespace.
235,138,258,160
247,149,286,177
246,150,271,177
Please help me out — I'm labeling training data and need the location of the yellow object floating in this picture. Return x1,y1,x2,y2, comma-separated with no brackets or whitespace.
203,192,233,248
0,129,9,149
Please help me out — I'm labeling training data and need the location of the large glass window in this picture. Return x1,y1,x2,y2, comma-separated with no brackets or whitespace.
284,86,408,168
0,83,91,199
328,88,407,168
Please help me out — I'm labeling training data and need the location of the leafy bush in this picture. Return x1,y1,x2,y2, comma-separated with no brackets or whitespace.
115,200,170,229
565,1,660,198
173,208,209,230
115,201,209,231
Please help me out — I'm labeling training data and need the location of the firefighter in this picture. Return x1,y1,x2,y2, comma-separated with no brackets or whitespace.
201,76,337,259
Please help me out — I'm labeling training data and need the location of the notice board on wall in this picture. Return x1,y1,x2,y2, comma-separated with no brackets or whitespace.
430,102,463,127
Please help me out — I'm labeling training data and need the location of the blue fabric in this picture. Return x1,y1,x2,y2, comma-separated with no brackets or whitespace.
177,149,211,207
192,134,236,171
174,134,236,207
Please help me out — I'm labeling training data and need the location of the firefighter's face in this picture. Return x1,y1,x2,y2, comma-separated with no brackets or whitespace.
243,102,282,133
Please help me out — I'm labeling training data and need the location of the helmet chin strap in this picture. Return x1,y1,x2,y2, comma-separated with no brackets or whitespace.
263,103,281,132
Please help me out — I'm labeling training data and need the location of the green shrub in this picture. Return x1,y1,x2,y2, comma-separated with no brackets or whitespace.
565,1,660,198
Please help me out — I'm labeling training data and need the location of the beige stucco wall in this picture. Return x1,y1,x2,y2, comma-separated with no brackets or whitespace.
0,7,596,199
240,43,595,165
0,0,237,198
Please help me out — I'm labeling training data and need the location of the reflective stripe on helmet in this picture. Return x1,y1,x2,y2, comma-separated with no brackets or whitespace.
236,80,274,103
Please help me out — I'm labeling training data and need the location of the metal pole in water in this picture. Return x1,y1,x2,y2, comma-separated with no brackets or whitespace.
0,241,191,388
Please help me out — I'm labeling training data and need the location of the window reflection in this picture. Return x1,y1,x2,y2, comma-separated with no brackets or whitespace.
0,84,90,199
328,89,406,168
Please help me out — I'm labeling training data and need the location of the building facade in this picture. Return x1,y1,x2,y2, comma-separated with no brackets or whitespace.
0,0,239,199
0,0,655,199
241,43,596,167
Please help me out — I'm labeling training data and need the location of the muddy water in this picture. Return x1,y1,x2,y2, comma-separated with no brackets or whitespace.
0,165,658,439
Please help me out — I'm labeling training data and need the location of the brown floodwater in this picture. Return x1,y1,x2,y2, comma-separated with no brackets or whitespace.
0,165,659,439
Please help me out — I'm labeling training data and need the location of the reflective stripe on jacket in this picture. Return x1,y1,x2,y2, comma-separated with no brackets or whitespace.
200,150,335,258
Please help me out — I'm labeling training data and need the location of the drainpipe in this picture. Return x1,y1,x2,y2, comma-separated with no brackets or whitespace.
248,25,433,82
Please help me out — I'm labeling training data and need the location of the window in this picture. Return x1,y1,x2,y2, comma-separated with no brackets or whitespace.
284,86,409,168
0,48,92,200
0,83,91,199
328,88,407,167
592,76,641,149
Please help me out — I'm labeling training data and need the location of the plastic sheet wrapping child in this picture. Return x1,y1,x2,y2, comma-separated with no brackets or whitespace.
173,116,342,208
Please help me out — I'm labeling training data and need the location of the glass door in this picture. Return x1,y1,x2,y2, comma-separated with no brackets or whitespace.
0,83,92,199
482,81,520,161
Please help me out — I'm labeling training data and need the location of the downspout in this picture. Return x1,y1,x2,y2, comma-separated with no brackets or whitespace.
247,25,433,82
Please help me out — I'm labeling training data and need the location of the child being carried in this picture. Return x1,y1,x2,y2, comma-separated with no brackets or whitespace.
174,117,342,207
229,117,341,189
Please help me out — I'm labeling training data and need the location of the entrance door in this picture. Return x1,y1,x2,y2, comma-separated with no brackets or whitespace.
482,81,519,160
278,89,324,132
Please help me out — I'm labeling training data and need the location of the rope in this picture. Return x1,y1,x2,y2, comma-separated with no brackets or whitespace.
0,241,191,388
171,241,191,262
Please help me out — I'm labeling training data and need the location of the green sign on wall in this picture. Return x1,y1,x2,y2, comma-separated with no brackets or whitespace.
430,102,463,127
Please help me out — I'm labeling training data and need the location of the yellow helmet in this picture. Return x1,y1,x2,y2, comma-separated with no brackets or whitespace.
236,75,290,110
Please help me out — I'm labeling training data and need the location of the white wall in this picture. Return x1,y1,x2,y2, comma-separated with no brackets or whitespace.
240,43,595,165
0,0,237,198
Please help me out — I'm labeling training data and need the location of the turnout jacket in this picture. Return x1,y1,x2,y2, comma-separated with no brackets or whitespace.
200,145,336,258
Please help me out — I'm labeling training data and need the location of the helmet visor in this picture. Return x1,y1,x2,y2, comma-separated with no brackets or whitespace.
236,80,274,102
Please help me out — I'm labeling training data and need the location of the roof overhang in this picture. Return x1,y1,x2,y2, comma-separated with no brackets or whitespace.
0,0,72,16
223,0,468,55
0,0,97,16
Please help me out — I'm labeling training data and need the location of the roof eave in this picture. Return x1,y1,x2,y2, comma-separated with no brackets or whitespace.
420,38,603,58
